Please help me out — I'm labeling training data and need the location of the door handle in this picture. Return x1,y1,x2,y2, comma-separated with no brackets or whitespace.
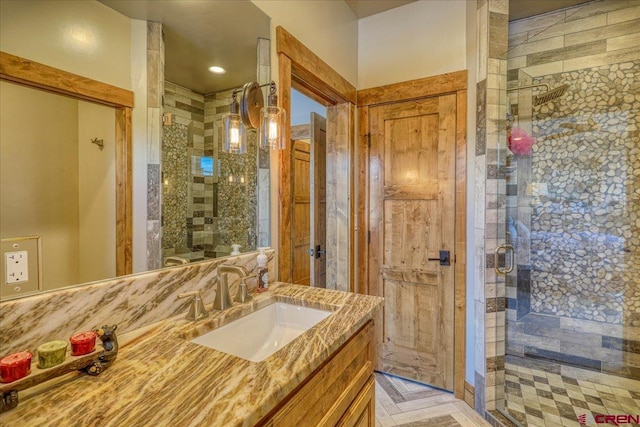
315,245,326,259
494,244,514,274
428,250,450,266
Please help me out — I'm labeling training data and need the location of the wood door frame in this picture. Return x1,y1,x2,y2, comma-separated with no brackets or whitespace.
357,70,467,398
276,26,356,290
0,51,134,276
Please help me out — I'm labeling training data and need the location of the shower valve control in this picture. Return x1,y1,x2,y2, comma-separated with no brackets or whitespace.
428,250,450,266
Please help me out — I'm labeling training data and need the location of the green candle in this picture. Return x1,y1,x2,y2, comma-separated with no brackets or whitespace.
37,340,68,368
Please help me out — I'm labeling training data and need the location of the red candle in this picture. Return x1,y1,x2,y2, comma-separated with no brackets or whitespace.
0,351,32,383
69,331,98,356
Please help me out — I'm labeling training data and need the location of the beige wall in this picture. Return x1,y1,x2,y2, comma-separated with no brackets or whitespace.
77,102,116,284
252,0,358,86
0,0,131,89
358,0,467,89
0,82,80,290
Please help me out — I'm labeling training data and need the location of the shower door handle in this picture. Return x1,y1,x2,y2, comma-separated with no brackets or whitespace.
494,244,514,275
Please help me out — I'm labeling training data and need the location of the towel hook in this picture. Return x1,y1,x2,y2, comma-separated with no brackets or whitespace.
91,138,104,150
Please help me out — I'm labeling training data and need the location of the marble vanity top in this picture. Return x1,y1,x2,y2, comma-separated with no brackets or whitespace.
0,283,383,426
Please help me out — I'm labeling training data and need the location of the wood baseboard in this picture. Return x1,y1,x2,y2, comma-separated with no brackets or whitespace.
464,381,475,409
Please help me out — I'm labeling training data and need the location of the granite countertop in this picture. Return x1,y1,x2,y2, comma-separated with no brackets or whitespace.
0,283,383,427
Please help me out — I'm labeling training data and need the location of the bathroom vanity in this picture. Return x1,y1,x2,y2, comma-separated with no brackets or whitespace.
0,283,382,426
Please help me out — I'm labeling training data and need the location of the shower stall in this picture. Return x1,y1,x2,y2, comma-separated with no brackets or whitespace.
497,1,640,425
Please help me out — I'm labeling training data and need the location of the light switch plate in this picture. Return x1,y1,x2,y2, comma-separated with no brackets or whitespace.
0,237,42,300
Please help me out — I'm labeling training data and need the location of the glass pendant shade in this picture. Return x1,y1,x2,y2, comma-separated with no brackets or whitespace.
259,105,286,150
223,101,246,154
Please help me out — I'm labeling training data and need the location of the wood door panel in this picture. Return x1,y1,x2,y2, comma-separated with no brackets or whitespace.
370,93,456,391
380,97,439,119
381,268,438,286
292,247,310,285
292,140,311,286
383,279,438,352
310,113,327,287
383,200,439,269
383,183,439,200
384,115,439,185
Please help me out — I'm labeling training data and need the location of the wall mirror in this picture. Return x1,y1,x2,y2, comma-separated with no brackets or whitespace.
0,0,270,299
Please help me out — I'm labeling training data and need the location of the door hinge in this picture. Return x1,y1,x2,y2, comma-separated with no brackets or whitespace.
367,230,371,244
366,133,371,148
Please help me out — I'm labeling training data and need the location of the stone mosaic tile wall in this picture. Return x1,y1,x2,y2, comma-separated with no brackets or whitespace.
162,82,206,262
530,61,640,326
146,22,164,270
161,122,189,250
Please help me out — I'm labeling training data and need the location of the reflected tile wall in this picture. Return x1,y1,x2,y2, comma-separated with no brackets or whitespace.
146,22,164,270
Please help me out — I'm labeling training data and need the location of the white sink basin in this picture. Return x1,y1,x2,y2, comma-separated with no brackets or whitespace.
190,302,331,362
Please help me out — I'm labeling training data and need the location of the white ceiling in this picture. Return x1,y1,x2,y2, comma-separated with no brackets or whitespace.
99,0,269,95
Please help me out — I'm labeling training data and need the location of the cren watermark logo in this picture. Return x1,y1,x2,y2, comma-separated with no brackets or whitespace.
578,414,640,426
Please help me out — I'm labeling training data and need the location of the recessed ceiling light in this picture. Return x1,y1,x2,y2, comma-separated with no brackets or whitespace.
209,66,226,74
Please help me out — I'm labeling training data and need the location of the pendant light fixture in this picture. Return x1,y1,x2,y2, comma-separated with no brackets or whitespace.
222,92,246,154
259,81,286,150
222,80,285,153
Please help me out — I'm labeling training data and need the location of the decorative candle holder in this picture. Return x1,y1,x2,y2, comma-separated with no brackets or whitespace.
0,351,32,383
37,341,68,369
70,331,98,356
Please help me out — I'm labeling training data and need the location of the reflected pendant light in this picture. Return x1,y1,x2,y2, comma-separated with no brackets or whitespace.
259,81,286,150
222,93,246,154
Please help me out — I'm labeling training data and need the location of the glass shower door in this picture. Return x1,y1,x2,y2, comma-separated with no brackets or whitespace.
498,1,640,425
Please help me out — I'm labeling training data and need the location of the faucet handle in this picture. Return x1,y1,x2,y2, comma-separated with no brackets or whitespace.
234,278,253,304
178,291,209,321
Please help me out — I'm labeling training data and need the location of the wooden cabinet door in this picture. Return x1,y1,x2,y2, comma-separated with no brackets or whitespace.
369,94,457,390
337,376,375,427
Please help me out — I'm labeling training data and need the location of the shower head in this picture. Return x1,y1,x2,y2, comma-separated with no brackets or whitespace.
533,84,568,106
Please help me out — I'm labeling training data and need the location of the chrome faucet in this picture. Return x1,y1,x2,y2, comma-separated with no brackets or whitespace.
213,265,250,310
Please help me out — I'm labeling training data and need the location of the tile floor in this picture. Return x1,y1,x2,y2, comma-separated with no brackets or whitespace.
502,362,640,427
375,372,490,427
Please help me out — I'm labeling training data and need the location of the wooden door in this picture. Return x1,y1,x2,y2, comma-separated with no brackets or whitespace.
310,113,327,288
369,94,457,390
292,138,311,285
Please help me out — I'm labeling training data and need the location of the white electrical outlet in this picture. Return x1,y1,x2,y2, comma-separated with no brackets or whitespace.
5,251,28,284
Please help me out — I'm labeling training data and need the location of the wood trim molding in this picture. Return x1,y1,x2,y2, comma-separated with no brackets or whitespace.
464,381,475,409
1,51,133,276
454,89,467,399
115,107,133,276
276,26,356,105
0,51,134,108
357,70,467,107
278,53,293,283
356,105,370,296
347,102,355,293
357,70,467,399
